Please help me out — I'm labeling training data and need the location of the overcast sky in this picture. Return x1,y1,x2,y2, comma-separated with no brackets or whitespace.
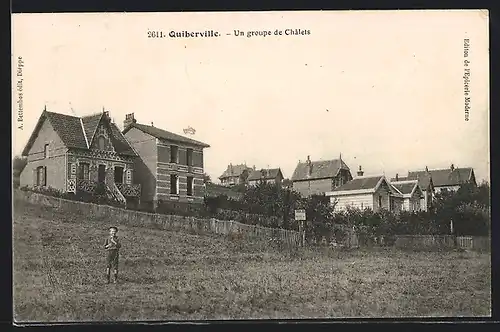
12,11,490,183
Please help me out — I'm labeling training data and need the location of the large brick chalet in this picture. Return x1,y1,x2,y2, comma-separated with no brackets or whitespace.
122,113,210,207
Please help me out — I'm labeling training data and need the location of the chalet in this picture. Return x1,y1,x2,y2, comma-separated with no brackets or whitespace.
390,180,425,212
19,109,141,206
218,164,253,187
291,155,353,197
122,113,210,207
247,168,284,187
325,174,401,213
418,164,477,193
392,169,434,211
394,164,476,208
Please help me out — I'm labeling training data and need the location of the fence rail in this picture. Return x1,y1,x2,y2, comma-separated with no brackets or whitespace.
14,190,490,252
394,235,490,251
14,190,302,248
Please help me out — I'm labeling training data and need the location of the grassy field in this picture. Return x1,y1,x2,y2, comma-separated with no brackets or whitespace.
13,200,491,322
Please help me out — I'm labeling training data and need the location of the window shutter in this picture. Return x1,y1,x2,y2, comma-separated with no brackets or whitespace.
126,169,132,184
33,169,37,186
70,163,77,179
43,167,47,186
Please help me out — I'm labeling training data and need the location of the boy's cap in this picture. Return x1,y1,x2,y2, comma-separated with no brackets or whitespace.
109,226,118,231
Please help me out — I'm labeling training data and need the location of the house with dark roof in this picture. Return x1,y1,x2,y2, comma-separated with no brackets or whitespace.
414,164,476,193
390,180,425,212
393,164,476,209
247,168,284,187
325,174,402,213
392,170,434,211
218,164,253,187
122,113,210,207
20,109,141,206
291,155,353,197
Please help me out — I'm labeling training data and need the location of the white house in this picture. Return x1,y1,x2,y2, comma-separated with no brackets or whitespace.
325,174,402,213
390,180,425,212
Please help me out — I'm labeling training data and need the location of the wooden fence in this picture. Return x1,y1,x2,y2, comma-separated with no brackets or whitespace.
14,190,489,252
394,235,490,252
14,190,302,248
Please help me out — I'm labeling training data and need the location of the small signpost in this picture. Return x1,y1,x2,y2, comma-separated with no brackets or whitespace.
295,209,306,246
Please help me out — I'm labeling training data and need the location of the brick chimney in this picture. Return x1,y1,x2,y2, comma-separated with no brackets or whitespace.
306,155,312,176
123,113,136,129
357,165,364,177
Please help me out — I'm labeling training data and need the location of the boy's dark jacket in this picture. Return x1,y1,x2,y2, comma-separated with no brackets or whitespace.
104,236,121,250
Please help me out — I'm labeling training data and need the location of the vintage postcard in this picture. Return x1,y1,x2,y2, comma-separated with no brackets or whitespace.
12,10,490,322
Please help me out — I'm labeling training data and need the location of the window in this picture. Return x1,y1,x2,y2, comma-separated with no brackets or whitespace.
170,146,179,163
114,166,124,184
36,166,46,186
378,196,382,208
78,163,90,180
44,144,49,159
98,136,106,150
187,176,194,196
186,148,193,166
170,174,178,194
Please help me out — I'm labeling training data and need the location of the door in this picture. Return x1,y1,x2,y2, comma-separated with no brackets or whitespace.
114,166,124,184
98,165,106,183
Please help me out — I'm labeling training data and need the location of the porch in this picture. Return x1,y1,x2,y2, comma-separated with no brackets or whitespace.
72,179,140,196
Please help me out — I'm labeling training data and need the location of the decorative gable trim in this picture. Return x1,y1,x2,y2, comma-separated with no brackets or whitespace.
87,113,105,147
80,118,89,148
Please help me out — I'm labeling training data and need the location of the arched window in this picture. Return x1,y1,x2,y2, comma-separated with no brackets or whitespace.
98,136,106,150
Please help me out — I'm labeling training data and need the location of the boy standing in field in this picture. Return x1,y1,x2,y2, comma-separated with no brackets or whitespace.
104,226,121,284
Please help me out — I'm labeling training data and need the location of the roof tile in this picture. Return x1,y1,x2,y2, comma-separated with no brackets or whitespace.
291,159,350,181
125,123,210,148
248,168,282,181
333,175,382,191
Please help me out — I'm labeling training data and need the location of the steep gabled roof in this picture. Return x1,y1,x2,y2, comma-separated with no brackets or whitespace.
81,113,104,147
123,123,210,148
248,168,283,181
427,168,473,187
327,175,400,196
22,110,137,157
291,158,350,181
406,170,433,189
22,111,87,156
406,167,473,188
391,180,422,197
107,122,137,156
219,164,252,180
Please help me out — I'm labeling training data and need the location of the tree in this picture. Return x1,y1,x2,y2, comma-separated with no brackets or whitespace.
433,182,491,236
12,155,27,188
241,181,302,229
304,194,334,242
203,173,212,184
